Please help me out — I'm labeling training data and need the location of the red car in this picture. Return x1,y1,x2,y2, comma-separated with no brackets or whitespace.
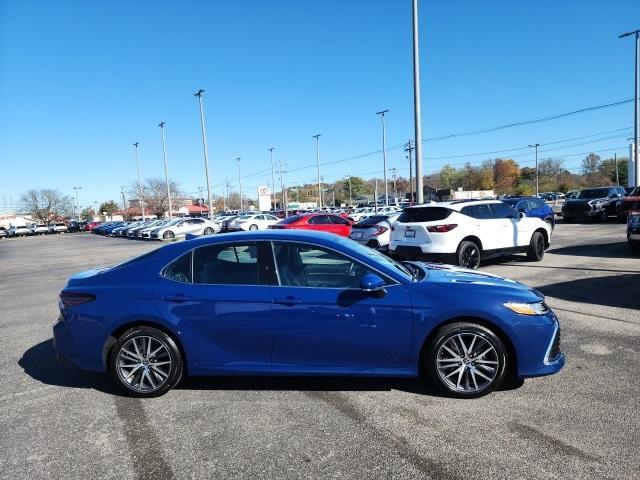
269,213,353,237
617,186,640,222
85,221,102,231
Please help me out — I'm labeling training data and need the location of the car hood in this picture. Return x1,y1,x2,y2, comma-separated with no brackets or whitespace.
411,262,542,299
565,197,606,205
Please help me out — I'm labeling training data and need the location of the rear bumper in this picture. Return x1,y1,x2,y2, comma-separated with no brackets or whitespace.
53,316,106,372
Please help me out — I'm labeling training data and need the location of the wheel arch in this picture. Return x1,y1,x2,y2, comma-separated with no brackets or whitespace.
102,320,188,375
418,315,518,381
458,235,483,252
534,227,550,248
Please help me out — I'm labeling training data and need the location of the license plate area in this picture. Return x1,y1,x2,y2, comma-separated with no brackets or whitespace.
352,232,363,239
405,229,416,238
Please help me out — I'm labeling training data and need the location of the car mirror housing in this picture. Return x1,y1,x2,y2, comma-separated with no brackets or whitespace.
518,212,526,219
360,273,386,293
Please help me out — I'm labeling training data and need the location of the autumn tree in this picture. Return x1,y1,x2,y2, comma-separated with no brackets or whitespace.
492,159,520,194
99,200,119,218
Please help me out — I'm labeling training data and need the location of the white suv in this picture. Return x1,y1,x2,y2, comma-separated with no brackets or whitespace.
388,200,551,269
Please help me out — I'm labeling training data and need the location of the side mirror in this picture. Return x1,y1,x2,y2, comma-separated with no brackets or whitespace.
360,273,386,293
518,212,526,219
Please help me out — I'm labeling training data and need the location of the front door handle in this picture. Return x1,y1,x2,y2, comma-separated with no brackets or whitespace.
273,296,303,306
164,294,192,303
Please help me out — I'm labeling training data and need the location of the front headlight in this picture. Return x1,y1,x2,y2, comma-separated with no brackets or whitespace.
504,301,549,316
588,200,601,207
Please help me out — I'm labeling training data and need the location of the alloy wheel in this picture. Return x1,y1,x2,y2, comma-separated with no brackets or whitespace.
436,333,499,393
116,336,172,393
460,244,480,269
536,235,545,257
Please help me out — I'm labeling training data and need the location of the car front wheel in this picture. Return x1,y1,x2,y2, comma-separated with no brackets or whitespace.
163,230,175,240
599,210,608,223
456,241,481,269
425,322,508,398
203,227,214,235
249,224,258,231
109,326,183,397
527,231,545,261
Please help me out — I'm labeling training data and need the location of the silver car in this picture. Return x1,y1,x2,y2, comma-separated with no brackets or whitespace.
349,212,401,251
149,217,220,240
29,224,49,235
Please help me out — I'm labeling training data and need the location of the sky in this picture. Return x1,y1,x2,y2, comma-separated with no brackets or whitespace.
1,0,639,211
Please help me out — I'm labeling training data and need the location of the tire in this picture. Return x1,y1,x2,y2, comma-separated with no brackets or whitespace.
424,322,508,398
527,231,545,262
249,224,258,231
203,227,214,235
599,210,608,223
456,240,481,269
163,230,175,240
108,326,183,397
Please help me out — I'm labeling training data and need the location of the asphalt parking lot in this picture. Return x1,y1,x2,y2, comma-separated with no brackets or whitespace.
1,222,638,480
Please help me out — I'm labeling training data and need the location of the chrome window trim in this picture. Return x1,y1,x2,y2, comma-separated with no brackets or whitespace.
543,321,560,365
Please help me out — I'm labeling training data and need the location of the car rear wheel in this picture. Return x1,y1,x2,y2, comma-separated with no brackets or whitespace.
456,241,481,269
424,322,508,398
527,231,545,261
203,227,214,235
599,210,608,223
109,326,183,397
249,224,258,231
163,230,175,240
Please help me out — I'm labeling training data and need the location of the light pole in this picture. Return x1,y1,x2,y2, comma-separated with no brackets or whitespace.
405,141,414,203
412,0,424,204
224,177,230,211
313,134,322,208
268,147,276,210
120,186,127,211
376,110,390,206
236,157,243,211
278,158,287,216
391,167,398,201
529,143,540,196
72,186,82,220
619,29,640,187
346,176,353,206
158,122,173,219
133,142,145,220
194,89,214,220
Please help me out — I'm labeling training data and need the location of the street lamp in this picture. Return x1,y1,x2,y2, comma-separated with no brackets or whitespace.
619,29,640,187
313,134,322,208
133,142,145,220
194,89,214,220
158,122,173,219
236,157,243,211
376,110,389,206
529,143,540,196
72,186,82,221
412,0,424,204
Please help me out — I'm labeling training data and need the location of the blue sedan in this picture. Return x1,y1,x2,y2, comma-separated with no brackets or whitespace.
53,230,563,398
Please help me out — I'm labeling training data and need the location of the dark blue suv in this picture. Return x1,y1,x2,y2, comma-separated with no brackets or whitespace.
502,197,555,229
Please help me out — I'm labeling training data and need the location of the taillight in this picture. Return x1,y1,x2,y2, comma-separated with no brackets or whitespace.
427,224,458,233
373,226,388,236
59,291,95,308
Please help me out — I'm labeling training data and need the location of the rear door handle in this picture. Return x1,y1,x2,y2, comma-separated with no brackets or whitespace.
164,294,192,303
273,296,303,306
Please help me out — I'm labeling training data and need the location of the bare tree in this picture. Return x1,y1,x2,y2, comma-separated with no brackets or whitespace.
129,177,182,219
20,189,74,223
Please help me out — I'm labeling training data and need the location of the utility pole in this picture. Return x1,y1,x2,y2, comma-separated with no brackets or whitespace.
391,167,398,202
374,177,379,213
120,186,127,212
72,186,82,220
405,141,414,203
529,143,540,196
347,177,353,206
320,176,324,207
376,110,390,206
278,158,287,216
133,142,145,220
620,29,640,187
236,157,243,211
194,89,214,220
268,147,276,210
313,134,322,208
615,153,620,186
412,0,424,204
224,177,230,211
158,122,173,219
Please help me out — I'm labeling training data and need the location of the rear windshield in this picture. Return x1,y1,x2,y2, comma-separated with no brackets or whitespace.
278,215,302,224
397,207,452,223
358,215,389,226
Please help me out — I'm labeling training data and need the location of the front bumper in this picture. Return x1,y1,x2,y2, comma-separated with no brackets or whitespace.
510,310,564,378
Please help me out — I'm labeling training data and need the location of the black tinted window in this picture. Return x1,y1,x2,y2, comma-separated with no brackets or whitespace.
461,204,493,219
358,215,388,226
398,207,451,223
490,203,517,219
193,242,265,285
279,215,302,224
162,251,193,283
307,215,327,224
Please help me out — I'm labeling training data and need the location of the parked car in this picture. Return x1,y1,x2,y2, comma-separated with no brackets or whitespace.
561,186,626,222
67,221,87,233
139,220,170,239
48,222,68,234
113,221,144,237
501,197,555,230
227,213,280,231
54,229,563,398
0,227,7,239
8,225,30,237
565,190,580,200
28,223,49,235
269,213,352,237
349,212,401,251
628,210,640,253
96,222,126,235
128,221,160,238
349,207,375,222
616,186,640,223
85,221,101,232
149,217,220,240
388,200,551,269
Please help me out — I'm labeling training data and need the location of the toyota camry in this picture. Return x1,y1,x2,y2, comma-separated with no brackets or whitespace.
53,230,563,398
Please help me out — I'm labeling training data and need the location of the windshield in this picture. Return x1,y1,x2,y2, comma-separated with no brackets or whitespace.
357,215,389,226
578,189,609,199
334,236,412,281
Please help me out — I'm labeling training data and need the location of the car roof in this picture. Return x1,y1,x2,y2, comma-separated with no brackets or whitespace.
404,199,502,212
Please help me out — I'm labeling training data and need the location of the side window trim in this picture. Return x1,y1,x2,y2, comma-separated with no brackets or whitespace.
190,241,273,286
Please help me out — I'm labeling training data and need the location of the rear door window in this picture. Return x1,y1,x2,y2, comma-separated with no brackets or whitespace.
192,242,272,285
460,204,493,219
397,207,452,223
489,203,517,219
